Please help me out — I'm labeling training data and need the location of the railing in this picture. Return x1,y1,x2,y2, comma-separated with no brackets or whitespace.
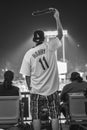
21,92,32,122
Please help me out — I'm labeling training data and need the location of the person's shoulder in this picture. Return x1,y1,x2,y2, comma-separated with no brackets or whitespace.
82,80,87,85
64,82,72,88
0,83,4,88
25,48,33,55
25,46,38,55
62,83,73,91
0,82,2,84
12,86,19,90
23,48,34,60
83,80,87,83
0,83,3,86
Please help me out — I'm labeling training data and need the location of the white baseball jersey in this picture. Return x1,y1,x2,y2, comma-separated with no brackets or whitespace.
20,37,61,96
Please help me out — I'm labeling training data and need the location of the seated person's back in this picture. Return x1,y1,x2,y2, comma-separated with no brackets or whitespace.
0,70,20,96
60,72,87,103
0,85,19,96
60,72,87,117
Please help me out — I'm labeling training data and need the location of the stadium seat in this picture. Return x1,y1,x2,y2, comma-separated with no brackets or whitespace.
0,96,24,130
68,93,87,130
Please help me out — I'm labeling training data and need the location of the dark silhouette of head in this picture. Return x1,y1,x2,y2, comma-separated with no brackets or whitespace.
4,70,14,82
33,29,45,45
3,70,14,88
70,72,83,82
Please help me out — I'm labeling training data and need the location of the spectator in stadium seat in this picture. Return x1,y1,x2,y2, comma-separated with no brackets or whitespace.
0,70,21,96
60,71,87,117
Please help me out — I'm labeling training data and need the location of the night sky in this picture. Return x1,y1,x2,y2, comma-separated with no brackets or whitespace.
0,0,87,77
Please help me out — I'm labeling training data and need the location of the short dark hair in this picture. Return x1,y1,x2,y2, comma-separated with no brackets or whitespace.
70,72,83,82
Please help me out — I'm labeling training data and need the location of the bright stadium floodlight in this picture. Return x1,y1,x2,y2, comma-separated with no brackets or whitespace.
44,30,68,38
63,30,68,36
44,30,58,38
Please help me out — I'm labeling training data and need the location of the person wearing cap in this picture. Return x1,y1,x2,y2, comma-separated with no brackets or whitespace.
60,71,87,117
20,8,63,130
0,70,20,96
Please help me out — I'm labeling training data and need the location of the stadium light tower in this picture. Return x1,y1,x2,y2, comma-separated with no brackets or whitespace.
62,30,68,62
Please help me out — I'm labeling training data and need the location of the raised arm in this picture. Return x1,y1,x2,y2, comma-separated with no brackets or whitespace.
53,9,63,40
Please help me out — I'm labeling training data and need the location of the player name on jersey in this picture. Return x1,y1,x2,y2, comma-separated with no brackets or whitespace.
32,49,45,58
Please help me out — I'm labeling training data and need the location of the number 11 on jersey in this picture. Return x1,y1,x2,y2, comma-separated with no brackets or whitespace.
39,56,49,70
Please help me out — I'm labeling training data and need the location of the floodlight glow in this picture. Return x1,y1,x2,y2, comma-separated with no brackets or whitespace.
44,31,58,37
63,30,68,36
44,30,68,37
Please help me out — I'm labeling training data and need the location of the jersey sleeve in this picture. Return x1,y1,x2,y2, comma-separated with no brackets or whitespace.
20,52,31,76
48,37,62,51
